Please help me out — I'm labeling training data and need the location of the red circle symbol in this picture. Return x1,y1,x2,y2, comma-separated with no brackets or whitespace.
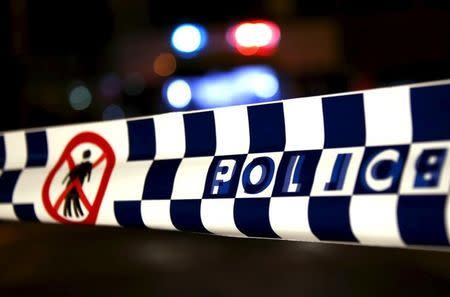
42,132,116,224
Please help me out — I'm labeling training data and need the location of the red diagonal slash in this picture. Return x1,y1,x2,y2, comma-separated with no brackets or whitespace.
53,182,75,211
93,154,106,167
73,179,92,212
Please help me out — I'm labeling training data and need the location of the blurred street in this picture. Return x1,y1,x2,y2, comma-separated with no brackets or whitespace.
0,223,449,297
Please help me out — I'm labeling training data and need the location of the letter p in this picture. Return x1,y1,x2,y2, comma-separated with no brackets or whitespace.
212,159,237,195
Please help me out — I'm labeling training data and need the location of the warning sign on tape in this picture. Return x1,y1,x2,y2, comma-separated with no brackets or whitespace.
0,79,450,249
42,132,115,224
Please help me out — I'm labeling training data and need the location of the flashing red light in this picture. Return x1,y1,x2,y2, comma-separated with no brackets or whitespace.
227,20,280,56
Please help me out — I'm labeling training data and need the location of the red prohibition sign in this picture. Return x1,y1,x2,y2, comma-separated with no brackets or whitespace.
42,132,115,224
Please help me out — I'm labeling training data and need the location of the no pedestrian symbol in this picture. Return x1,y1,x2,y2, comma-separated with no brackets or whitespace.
42,132,115,224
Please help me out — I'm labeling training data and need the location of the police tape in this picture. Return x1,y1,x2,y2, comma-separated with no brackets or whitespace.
0,79,449,249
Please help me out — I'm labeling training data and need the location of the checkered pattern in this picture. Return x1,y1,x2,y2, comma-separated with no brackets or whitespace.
1,81,450,249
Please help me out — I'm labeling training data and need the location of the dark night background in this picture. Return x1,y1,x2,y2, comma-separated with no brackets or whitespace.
1,1,450,296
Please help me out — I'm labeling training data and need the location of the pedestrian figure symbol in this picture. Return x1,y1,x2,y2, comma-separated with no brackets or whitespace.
42,132,115,224
62,149,93,218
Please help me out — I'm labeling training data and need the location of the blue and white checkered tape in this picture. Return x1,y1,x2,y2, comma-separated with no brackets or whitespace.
1,80,450,249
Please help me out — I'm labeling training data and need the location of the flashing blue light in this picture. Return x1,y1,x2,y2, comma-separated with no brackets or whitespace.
163,65,280,110
251,72,279,99
194,65,280,108
165,79,192,109
171,24,207,56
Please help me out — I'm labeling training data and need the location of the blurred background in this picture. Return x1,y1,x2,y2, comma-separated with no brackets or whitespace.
2,0,450,131
1,0,450,296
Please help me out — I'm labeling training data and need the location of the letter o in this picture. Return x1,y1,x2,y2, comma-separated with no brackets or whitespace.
242,157,275,194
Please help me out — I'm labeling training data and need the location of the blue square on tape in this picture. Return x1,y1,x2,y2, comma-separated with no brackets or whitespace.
26,131,48,167
184,111,216,157
411,84,450,141
398,195,448,246
308,196,357,242
14,204,38,222
127,118,156,161
142,159,181,199
0,136,5,169
0,170,21,203
114,200,145,228
170,199,209,233
248,103,286,153
234,198,279,238
322,94,365,148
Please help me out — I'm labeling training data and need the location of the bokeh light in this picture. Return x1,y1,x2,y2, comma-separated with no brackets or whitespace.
171,24,207,56
153,53,177,77
197,65,279,107
99,73,122,99
124,73,145,96
102,104,125,120
227,20,280,56
235,23,273,47
165,79,192,109
163,65,280,110
68,84,92,111
250,72,279,99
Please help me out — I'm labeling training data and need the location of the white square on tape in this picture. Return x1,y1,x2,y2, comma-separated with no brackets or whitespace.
171,157,214,199
201,198,244,237
350,194,404,246
141,199,177,231
4,131,27,169
214,105,250,155
13,167,48,204
283,97,325,151
97,160,152,225
0,204,18,221
363,86,412,146
269,196,318,241
154,112,186,160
